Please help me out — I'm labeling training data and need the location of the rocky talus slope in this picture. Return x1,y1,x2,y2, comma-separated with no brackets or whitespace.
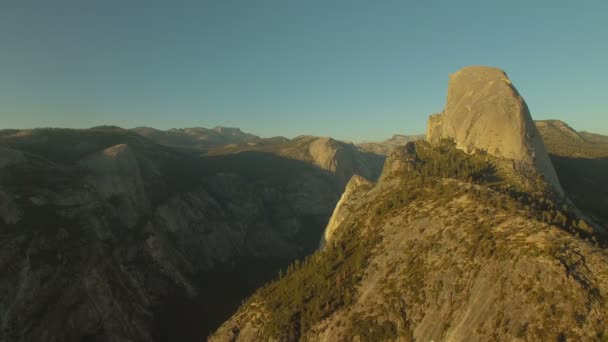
0,127,382,342
427,66,563,195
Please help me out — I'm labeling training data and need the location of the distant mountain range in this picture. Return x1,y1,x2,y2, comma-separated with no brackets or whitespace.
2,67,608,342
0,125,385,341
357,134,425,155
211,66,608,342
130,126,264,152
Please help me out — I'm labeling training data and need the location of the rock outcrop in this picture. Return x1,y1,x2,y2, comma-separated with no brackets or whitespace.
79,144,150,228
320,175,373,247
132,127,385,186
0,128,351,342
306,137,381,184
426,66,563,195
211,138,608,342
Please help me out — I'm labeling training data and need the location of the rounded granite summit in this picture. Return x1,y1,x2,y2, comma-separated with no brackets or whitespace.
427,65,563,195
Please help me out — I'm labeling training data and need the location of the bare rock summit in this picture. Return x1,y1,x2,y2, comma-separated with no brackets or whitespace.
427,65,563,195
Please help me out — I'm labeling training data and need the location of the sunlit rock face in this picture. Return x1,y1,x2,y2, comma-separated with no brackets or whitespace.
320,175,373,247
427,65,563,195
0,128,371,342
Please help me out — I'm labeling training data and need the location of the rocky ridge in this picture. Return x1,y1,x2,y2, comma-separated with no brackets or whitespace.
319,175,373,247
210,67,608,342
0,127,382,341
535,120,608,225
204,135,385,186
212,141,608,342
130,126,261,151
357,134,424,156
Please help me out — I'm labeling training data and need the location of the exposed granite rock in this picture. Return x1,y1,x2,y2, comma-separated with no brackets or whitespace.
379,142,420,180
296,136,383,185
320,175,373,247
212,139,608,342
0,128,367,342
426,66,563,195
79,144,150,228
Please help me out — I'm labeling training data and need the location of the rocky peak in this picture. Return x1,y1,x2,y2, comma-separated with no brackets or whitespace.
307,137,381,184
380,142,420,179
426,65,563,195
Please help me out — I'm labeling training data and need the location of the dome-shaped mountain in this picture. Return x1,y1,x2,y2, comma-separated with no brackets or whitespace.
427,66,563,195
211,139,608,342
210,68,607,342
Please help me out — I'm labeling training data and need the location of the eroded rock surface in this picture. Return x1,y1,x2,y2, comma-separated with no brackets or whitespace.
0,128,370,342
320,175,373,247
427,66,563,195
212,139,608,342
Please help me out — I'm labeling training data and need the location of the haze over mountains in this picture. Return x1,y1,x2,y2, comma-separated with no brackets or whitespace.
211,67,608,341
130,126,265,153
0,125,386,341
1,66,608,342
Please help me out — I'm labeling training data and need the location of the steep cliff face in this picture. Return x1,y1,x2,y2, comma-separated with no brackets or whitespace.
211,139,608,342
305,137,382,185
0,127,373,341
78,144,150,228
227,135,384,185
319,175,373,247
427,66,563,195
132,127,385,186
210,69,607,342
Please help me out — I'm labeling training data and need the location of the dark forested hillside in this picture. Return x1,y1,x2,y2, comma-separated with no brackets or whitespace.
536,120,608,224
0,127,383,342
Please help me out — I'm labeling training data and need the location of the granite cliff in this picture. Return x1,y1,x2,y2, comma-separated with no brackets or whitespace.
211,68,608,342
427,66,563,195
0,127,382,341
212,140,608,342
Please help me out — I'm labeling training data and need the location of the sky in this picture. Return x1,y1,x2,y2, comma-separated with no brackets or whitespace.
0,0,607,142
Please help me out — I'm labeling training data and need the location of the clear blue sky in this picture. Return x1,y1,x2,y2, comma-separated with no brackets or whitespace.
1,0,606,141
